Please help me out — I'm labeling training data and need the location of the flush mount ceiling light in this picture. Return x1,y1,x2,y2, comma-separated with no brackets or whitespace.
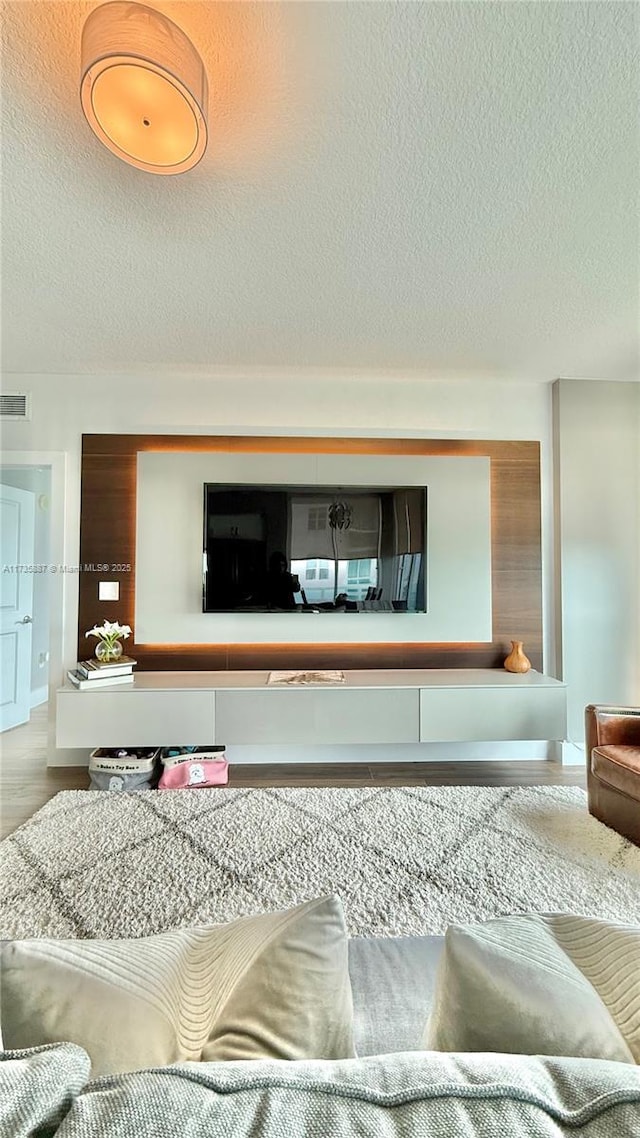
80,2,208,175
328,500,352,531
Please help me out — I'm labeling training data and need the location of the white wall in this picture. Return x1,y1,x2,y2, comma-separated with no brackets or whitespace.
1,371,555,761
1,371,554,646
136,451,492,644
553,379,640,745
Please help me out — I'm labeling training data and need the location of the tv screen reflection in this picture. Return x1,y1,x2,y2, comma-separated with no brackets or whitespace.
203,485,427,614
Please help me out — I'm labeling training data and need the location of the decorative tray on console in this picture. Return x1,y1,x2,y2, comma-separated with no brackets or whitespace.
267,670,346,685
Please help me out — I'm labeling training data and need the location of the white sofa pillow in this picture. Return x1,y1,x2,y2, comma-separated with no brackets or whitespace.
424,914,640,1064
0,895,355,1078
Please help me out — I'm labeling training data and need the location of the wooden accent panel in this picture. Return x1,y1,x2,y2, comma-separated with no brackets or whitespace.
79,451,137,660
79,435,542,671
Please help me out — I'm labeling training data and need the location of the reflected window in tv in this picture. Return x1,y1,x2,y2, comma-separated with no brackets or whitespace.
202,485,427,613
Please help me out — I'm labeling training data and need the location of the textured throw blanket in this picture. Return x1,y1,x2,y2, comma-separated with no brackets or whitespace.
3,1044,640,1138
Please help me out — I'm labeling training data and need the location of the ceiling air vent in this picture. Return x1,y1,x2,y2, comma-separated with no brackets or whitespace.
0,393,31,420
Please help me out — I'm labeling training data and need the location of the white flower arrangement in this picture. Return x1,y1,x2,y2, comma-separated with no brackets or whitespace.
85,620,132,652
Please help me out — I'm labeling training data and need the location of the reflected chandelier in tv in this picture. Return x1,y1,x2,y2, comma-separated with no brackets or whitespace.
202,484,427,614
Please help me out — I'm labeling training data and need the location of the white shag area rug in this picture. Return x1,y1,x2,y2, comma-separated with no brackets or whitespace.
1,785,639,939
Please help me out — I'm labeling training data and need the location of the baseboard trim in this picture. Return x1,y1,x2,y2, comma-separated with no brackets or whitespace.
49,741,561,769
223,741,558,766
561,740,585,767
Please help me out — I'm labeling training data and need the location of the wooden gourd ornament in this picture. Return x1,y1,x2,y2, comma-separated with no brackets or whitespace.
504,641,531,673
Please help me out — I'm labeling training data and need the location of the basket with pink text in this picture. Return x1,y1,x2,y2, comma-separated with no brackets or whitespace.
158,746,228,789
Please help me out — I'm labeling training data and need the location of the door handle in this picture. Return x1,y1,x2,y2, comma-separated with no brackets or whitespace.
15,615,33,624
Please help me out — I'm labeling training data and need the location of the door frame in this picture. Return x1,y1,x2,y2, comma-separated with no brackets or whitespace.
0,452,67,740
0,482,35,729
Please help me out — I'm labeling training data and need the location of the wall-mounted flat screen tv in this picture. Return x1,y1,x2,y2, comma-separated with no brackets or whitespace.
203,484,427,613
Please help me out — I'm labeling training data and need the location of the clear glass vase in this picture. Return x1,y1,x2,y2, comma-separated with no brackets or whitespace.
95,639,124,663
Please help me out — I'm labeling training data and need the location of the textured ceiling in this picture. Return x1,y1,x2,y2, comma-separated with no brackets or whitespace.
1,1,638,381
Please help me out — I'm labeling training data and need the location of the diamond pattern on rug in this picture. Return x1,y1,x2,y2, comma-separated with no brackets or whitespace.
328,786,502,877
1,786,639,939
0,887,79,939
15,789,97,825
55,829,261,940
0,842,48,900
182,788,329,875
15,794,167,877
148,786,243,824
489,784,631,870
442,826,615,922
396,783,518,820
265,786,385,821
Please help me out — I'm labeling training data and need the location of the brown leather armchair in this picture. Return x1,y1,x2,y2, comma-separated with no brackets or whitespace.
585,705,640,845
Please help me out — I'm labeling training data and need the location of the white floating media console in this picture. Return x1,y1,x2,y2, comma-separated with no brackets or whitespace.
56,669,567,751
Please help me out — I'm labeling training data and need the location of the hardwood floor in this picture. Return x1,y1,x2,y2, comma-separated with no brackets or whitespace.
0,704,586,840
0,705,86,841
229,761,586,789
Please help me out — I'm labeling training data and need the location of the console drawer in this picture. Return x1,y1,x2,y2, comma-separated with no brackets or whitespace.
216,687,420,745
419,686,567,742
56,690,215,747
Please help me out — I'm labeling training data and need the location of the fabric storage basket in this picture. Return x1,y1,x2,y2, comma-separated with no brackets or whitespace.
159,746,228,789
89,748,160,791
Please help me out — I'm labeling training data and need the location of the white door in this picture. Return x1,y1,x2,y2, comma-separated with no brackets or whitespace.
1,484,35,731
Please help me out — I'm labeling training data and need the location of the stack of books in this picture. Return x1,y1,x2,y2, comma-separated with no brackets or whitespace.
67,656,137,690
